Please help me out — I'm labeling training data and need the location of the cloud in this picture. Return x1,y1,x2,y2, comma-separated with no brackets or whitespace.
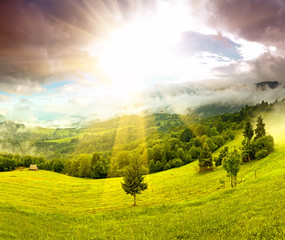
206,0,285,48
0,95,10,102
0,0,100,94
1,0,285,126
142,80,285,117
0,0,163,95
213,52,285,86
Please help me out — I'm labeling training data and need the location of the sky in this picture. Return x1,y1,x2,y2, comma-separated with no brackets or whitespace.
1,0,285,127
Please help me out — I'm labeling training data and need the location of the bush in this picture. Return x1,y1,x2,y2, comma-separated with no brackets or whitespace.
183,152,192,164
205,138,218,152
170,158,183,168
227,130,235,140
253,135,274,154
212,135,225,148
189,146,201,159
256,149,268,159
163,162,171,170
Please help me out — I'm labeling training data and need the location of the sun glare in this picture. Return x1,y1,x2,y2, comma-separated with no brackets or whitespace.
96,1,193,96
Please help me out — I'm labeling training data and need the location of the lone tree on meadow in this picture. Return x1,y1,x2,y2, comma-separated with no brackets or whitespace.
223,148,241,187
121,158,148,206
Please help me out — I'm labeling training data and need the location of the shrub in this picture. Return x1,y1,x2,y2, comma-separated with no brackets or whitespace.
205,138,218,152
212,135,225,148
170,158,183,168
256,149,268,160
183,152,192,164
163,162,171,170
227,130,235,140
253,135,274,154
189,146,201,159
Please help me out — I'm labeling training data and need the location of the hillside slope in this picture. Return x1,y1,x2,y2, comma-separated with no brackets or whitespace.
0,127,284,239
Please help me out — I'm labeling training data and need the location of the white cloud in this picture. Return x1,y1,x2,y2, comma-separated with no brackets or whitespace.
238,40,266,60
0,95,10,101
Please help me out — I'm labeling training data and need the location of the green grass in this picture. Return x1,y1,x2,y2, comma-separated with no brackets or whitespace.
0,132,284,239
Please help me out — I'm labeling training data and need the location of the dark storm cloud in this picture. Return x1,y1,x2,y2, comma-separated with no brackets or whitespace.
207,0,285,47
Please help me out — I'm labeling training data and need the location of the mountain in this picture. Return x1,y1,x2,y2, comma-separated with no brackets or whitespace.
255,81,280,90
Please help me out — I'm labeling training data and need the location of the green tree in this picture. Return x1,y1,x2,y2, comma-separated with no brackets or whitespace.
149,160,155,173
77,154,92,178
70,160,80,177
241,144,255,162
215,146,228,167
252,135,274,158
227,130,235,140
177,148,185,162
243,119,254,145
242,118,254,162
189,146,201,159
91,152,107,178
198,147,213,172
170,158,183,168
163,162,171,170
205,138,218,152
191,138,202,147
121,158,148,206
180,128,194,142
194,124,207,137
210,127,219,136
223,148,241,187
51,158,64,173
254,116,266,140
212,135,225,148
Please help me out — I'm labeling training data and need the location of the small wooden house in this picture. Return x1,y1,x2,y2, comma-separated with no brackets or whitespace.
29,164,38,171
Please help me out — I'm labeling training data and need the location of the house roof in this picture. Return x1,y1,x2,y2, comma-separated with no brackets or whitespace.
29,164,38,169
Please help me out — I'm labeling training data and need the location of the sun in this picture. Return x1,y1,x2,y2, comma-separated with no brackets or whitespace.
95,1,193,96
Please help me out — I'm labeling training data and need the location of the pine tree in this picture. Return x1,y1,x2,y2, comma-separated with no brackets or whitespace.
255,116,266,140
242,119,254,162
243,119,254,145
121,158,148,206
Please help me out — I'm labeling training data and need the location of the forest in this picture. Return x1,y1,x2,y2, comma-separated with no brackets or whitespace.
0,99,277,179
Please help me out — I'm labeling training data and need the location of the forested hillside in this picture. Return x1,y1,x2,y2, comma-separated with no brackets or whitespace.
0,99,280,179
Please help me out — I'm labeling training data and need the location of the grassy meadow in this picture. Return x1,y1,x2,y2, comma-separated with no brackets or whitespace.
0,129,284,239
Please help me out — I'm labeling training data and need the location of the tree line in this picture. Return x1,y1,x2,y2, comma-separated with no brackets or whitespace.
0,101,276,182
